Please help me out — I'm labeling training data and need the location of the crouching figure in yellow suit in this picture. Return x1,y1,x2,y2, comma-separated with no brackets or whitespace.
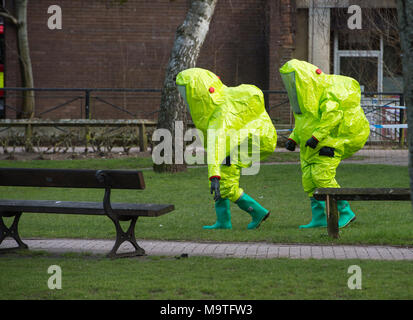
279,59,370,229
176,68,277,229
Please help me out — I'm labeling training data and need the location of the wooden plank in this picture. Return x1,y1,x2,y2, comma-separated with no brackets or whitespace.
313,188,410,201
0,200,174,217
0,168,145,189
139,123,148,152
326,195,339,239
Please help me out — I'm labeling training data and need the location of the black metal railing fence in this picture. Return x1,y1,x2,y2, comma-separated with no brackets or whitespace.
0,87,407,147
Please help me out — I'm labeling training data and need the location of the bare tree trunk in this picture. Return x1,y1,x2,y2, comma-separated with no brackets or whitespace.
0,1,35,121
16,0,34,120
398,0,413,208
153,0,218,173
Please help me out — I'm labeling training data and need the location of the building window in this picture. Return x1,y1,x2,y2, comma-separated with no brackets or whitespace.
331,8,401,94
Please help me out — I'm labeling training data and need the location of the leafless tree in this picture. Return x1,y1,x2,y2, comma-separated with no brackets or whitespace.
153,0,218,173
397,0,413,208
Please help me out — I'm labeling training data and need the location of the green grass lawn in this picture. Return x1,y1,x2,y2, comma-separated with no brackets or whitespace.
0,252,412,300
0,157,411,246
1,156,412,301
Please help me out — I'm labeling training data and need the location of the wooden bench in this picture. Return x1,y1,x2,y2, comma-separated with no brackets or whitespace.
0,168,174,258
313,188,411,239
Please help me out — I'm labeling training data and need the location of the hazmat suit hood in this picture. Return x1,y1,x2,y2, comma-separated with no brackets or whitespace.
280,59,332,116
176,68,277,179
279,59,370,160
176,68,224,132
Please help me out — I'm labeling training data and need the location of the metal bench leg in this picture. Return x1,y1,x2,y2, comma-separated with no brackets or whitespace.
326,195,339,239
96,172,146,258
107,216,146,258
0,213,29,251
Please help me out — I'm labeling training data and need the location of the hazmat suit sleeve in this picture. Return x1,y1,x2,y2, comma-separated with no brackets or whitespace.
207,134,223,180
311,99,343,142
288,128,300,144
206,111,227,180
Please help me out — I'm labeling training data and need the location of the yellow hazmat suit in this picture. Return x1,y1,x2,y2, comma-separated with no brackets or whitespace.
280,59,370,228
176,68,277,229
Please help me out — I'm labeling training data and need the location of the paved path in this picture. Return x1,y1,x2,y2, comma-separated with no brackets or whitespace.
1,238,412,261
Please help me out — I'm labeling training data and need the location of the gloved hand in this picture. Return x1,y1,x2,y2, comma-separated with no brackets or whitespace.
305,136,319,149
223,155,231,166
210,177,221,201
285,139,296,151
319,146,335,157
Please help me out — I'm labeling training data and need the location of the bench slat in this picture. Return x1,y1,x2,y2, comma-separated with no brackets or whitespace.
313,188,411,201
0,200,174,217
0,168,145,189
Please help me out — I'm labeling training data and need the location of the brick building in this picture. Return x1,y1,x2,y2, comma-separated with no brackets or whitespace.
1,0,400,125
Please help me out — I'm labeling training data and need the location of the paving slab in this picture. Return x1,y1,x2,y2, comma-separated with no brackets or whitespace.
1,238,412,261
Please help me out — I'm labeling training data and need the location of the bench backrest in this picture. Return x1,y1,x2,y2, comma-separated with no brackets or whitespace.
314,188,410,201
0,168,145,190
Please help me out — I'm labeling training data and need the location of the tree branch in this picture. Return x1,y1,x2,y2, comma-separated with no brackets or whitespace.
0,11,19,26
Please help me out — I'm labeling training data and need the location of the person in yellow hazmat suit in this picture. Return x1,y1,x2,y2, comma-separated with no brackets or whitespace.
176,68,277,229
279,59,370,229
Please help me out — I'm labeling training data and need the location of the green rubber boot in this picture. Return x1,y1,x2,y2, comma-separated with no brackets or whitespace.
203,198,232,229
338,200,356,228
236,193,270,230
299,197,327,229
